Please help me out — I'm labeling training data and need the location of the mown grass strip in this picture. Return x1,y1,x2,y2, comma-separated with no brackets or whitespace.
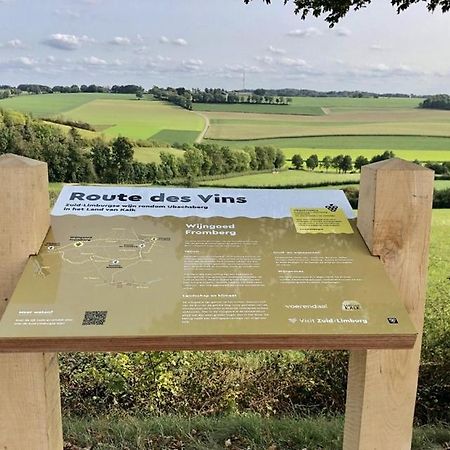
63,414,450,450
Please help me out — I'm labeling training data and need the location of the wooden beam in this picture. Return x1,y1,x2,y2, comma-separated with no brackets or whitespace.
343,158,434,450
0,154,63,450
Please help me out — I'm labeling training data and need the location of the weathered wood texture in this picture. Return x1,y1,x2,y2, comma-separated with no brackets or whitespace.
343,159,434,450
0,154,63,450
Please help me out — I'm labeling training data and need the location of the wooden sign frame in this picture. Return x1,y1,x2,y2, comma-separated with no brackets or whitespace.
0,154,434,450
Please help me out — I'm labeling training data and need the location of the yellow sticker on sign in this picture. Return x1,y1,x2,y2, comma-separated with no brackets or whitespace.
291,207,354,234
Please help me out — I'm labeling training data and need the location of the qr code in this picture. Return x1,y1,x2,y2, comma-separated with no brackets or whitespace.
82,311,107,326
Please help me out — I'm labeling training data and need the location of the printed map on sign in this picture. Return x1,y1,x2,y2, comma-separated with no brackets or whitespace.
43,227,166,289
0,187,417,351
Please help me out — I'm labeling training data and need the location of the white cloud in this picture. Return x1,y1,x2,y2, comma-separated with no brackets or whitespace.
83,56,107,65
173,38,188,46
343,63,429,79
335,27,352,37
16,56,36,66
287,27,322,38
0,56,38,69
255,55,275,65
279,57,308,68
7,39,24,48
110,36,131,46
0,39,25,49
268,45,286,55
159,36,188,46
156,55,172,62
181,58,203,71
43,33,95,50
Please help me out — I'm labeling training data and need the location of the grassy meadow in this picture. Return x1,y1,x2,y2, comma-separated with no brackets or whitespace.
197,97,450,163
0,93,205,143
133,146,185,163
2,93,450,163
0,92,135,116
200,170,360,187
192,102,325,115
62,98,203,141
63,414,450,450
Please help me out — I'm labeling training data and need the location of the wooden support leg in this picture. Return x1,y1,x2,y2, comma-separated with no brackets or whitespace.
0,154,63,450
343,159,434,450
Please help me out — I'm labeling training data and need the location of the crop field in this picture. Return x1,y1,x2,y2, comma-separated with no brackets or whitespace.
207,135,450,161
133,147,185,164
0,93,135,117
434,179,450,190
203,108,450,140
197,97,450,163
282,147,450,163
0,93,204,143
58,99,204,142
192,103,324,116
3,93,450,163
200,170,360,187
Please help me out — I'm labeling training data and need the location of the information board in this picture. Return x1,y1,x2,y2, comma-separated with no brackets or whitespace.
0,187,416,351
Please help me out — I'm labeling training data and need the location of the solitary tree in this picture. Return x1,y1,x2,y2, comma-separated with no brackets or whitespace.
354,155,369,172
340,155,353,173
332,154,345,172
321,155,332,171
291,154,304,170
274,148,286,169
111,136,134,183
306,154,319,171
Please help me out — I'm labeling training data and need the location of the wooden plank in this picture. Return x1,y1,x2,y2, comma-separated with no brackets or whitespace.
0,331,416,353
343,158,434,450
0,154,63,450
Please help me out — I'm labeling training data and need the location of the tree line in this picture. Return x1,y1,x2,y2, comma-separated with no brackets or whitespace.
291,150,396,173
0,109,285,184
247,88,422,99
150,86,291,110
0,84,144,96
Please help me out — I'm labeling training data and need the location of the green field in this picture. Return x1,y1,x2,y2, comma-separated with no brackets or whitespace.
434,179,450,190
0,93,135,117
203,105,450,141
288,96,423,110
2,93,450,163
199,96,450,163
193,102,324,115
59,99,204,142
205,135,450,161
282,147,450,163
133,146,185,164
0,93,204,143
200,170,360,187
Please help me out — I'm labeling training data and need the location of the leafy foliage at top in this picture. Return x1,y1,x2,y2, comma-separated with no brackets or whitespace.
244,0,450,26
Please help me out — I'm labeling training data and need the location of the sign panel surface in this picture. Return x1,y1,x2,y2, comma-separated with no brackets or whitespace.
0,187,416,351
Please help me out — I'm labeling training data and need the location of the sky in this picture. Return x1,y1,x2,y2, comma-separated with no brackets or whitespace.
1,0,450,94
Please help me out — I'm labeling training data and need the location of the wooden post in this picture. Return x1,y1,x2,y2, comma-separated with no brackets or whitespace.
343,159,434,450
0,154,63,450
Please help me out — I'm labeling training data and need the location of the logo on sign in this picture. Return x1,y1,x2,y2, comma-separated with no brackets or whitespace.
342,300,361,311
325,203,338,212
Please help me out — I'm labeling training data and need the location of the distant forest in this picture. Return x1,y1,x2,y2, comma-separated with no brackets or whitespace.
0,83,429,100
